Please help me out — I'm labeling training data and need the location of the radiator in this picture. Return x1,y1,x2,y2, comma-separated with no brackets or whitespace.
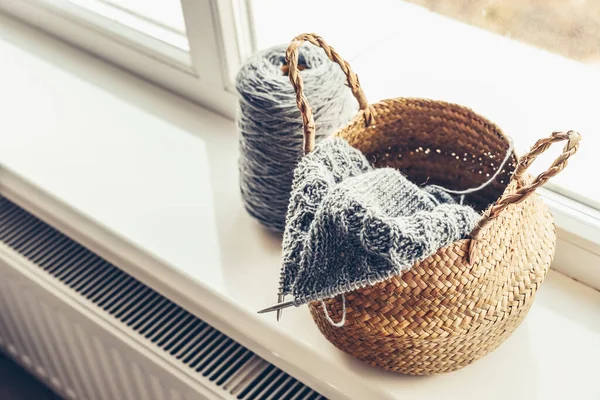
0,197,325,400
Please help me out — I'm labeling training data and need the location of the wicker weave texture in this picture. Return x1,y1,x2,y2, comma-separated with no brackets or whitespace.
309,163,553,374
284,33,580,375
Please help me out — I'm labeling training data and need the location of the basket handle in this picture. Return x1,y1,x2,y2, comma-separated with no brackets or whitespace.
471,130,581,238
286,33,374,155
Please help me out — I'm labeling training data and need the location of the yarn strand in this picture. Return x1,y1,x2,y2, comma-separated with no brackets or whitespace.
428,137,514,201
321,294,346,328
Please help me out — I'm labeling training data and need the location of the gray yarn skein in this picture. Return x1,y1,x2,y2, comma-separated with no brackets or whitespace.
236,44,357,232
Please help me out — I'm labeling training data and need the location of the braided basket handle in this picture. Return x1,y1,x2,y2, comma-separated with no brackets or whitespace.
286,33,374,155
471,130,581,239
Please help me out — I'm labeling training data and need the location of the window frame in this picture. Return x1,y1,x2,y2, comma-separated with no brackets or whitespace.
0,0,255,117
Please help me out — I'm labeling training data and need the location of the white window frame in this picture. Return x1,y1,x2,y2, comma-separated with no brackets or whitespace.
0,0,255,118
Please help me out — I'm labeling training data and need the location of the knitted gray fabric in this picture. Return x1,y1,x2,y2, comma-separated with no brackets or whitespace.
280,137,481,306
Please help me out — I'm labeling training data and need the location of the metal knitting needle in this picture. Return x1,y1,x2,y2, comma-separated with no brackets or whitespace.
276,293,284,321
257,300,294,314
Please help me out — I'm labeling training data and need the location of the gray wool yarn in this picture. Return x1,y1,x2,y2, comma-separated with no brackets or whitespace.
236,44,357,232
279,137,481,307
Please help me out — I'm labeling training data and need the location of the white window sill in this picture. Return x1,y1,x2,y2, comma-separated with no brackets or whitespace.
1,12,599,400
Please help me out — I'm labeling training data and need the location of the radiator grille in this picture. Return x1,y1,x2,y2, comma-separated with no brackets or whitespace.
0,196,325,400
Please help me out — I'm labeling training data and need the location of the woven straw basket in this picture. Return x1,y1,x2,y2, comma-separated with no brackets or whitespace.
285,33,581,375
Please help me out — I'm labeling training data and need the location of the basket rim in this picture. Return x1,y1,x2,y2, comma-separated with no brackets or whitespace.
335,96,513,150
